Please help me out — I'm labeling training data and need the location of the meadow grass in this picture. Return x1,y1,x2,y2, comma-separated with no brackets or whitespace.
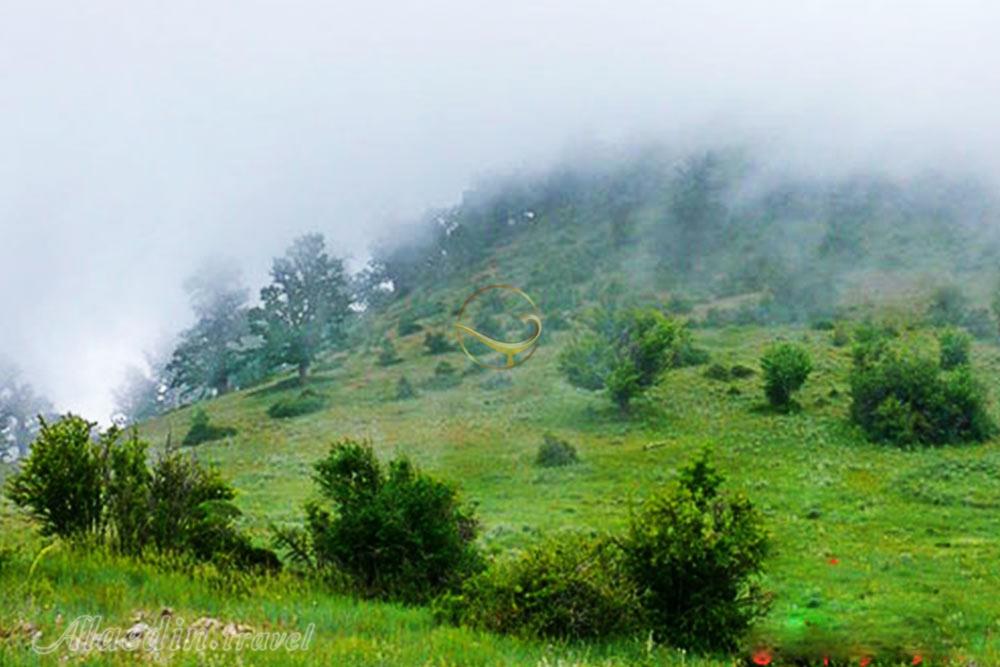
3,323,1000,664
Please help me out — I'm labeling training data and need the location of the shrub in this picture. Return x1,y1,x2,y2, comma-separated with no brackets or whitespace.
760,342,812,408
182,408,237,447
926,284,969,327
5,415,104,539
440,533,641,640
704,363,731,381
831,321,851,347
938,327,971,370
144,448,279,570
426,361,462,390
730,364,756,379
397,314,423,337
963,308,995,340
850,349,994,445
6,416,277,569
536,434,579,467
559,308,706,410
281,440,481,602
622,450,770,652
267,389,328,419
377,338,403,366
423,331,453,355
395,375,417,400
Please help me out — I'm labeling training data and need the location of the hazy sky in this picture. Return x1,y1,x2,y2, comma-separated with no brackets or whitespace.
3,0,1000,420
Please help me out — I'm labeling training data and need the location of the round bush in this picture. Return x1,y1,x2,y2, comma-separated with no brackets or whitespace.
760,342,812,408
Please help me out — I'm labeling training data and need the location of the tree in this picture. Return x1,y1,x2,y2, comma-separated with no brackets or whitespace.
0,360,54,460
112,354,171,425
250,234,353,384
558,308,705,411
664,152,728,274
167,262,251,398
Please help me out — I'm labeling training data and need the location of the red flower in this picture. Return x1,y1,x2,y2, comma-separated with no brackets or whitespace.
751,650,772,665
860,657,871,667
912,655,923,665
828,557,840,565
823,658,830,666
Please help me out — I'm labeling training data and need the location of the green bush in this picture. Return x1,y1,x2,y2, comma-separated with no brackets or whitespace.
440,533,640,640
704,363,731,381
280,440,481,602
5,415,104,539
831,321,851,347
395,375,417,400
6,416,277,569
147,449,277,569
850,348,994,445
423,331,454,355
377,338,403,366
559,308,706,410
535,434,579,467
396,314,423,337
182,408,237,447
926,284,969,327
425,360,462,390
760,342,812,408
938,327,971,370
623,450,770,652
267,389,328,419
730,364,756,379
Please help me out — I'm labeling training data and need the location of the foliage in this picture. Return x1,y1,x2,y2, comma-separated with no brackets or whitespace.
938,327,971,370
267,390,328,419
760,342,813,408
282,440,481,603
704,363,731,381
395,375,417,400
182,408,237,446
250,234,353,383
623,450,770,652
0,360,54,460
439,533,641,640
377,338,403,366
167,263,251,398
850,346,994,445
397,313,423,337
926,284,969,327
559,307,705,410
831,321,851,347
423,331,454,355
535,433,579,467
5,415,104,538
5,416,275,569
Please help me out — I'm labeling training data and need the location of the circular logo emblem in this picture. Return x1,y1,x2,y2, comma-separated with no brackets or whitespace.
454,285,542,369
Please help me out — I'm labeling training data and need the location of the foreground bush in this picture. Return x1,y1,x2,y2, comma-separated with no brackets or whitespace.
624,450,770,652
6,415,276,569
850,347,994,445
276,439,481,602
559,307,706,410
760,342,812,409
5,415,104,538
443,451,770,653
182,408,237,446
440,533,640,640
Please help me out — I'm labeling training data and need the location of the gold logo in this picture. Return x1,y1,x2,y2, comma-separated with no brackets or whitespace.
454,285,542,369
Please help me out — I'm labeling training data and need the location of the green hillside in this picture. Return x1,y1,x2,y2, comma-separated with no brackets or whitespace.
4,150,1000,665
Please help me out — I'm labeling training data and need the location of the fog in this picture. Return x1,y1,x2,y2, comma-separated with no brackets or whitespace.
2,0,1000,421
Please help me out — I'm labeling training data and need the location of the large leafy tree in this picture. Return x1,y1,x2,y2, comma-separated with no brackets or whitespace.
251,233,353,383
167,262,250,398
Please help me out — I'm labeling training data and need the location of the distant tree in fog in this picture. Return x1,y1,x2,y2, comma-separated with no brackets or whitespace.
250,234,353,384
167,261,251,398
0,360,54,460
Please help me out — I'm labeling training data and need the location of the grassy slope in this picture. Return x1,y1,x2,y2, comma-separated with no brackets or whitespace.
5,322,1000,665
